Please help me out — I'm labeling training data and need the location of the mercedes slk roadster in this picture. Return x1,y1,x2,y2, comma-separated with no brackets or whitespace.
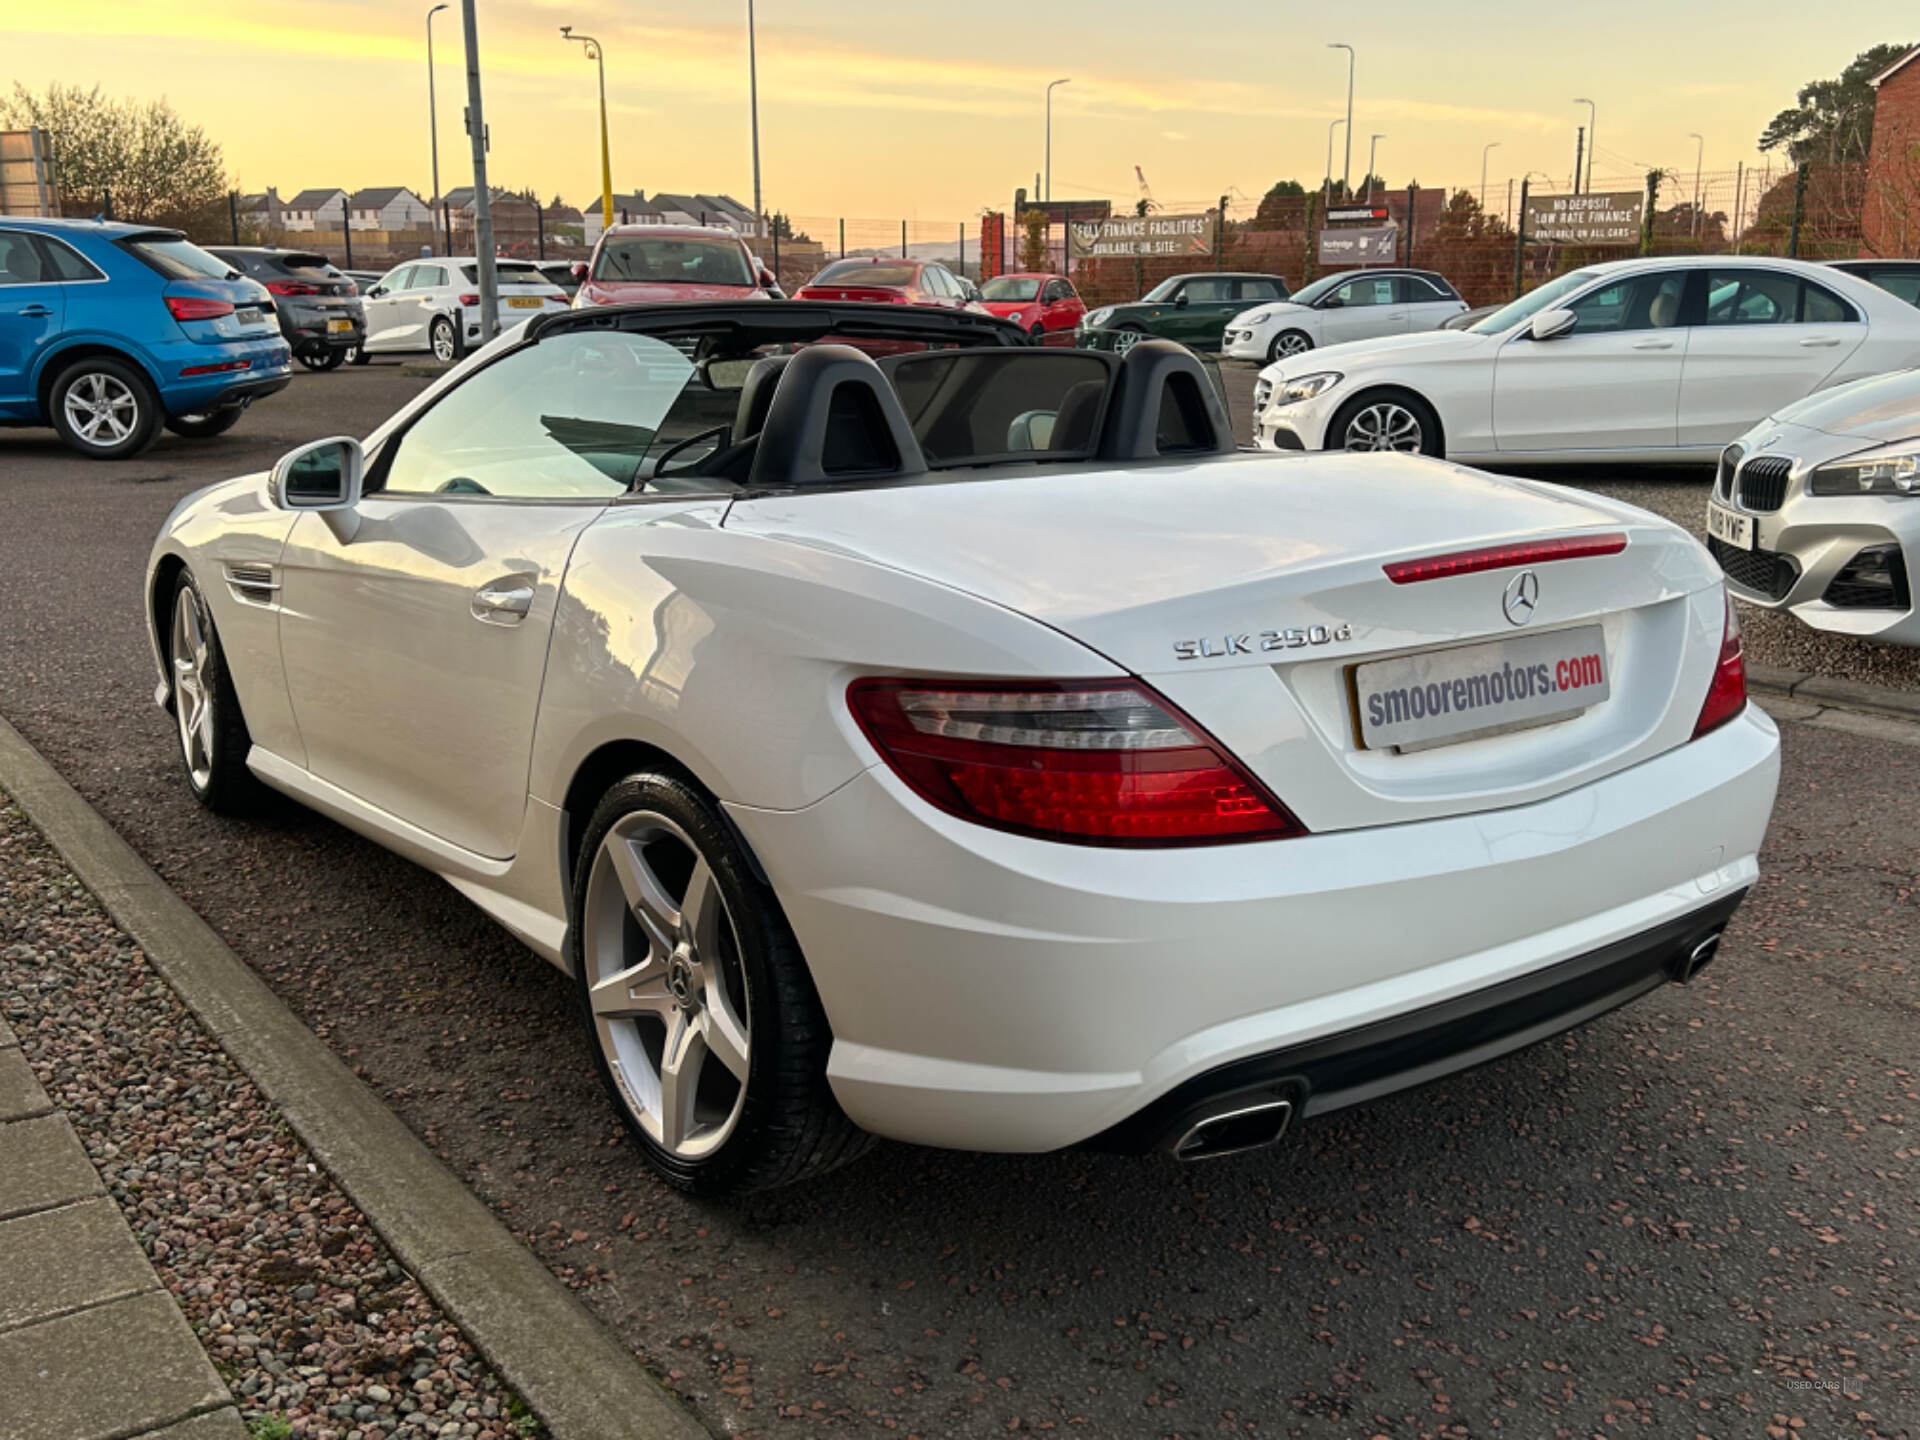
147,301,1780,1195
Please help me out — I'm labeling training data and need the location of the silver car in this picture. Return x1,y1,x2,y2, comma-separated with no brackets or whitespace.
1706,368,1920,645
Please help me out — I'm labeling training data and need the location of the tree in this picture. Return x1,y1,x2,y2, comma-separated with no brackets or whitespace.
1759,43,1912,165
0,83,231,235
1432,188,1509,242
1252,178,1308,227
1019,207,1048,270
767,211,812,243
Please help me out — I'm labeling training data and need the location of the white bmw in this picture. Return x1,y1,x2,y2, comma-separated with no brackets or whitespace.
147,301,1779,1195
1253,255,1920,460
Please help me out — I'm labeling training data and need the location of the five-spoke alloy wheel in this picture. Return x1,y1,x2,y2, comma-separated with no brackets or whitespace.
166,570,263,812
50,356,161,459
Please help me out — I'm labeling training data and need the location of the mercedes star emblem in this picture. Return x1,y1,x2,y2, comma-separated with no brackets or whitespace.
1502,570,1539,626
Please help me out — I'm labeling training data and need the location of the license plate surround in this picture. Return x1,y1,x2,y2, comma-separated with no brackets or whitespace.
1351,623,1610,753
507,296,544,309
1706,501,1754,551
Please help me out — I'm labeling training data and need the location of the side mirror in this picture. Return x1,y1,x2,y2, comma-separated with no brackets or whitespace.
1173,293,1190,308
271,436,364,541
1319,296,1345,309
368,285,387,298
758,266,777,289
1530,309,1579,341
570,261,589,281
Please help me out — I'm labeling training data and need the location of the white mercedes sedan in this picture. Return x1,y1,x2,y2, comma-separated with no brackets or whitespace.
1252,255,1920,461
1707,367,1920,644
146,301,1780,1195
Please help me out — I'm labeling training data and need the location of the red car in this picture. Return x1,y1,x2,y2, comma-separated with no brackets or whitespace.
977,271,1086,341
572,224,777,306
793,257,980,311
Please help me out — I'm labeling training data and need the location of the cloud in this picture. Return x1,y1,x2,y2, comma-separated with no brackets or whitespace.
1162,130,1188,142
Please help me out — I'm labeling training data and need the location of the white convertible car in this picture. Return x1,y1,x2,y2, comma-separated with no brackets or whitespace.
1253,254,1920,461
147,301,1780,1194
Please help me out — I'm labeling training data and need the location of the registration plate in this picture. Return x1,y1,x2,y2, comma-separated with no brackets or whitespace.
507,296,543,309
326,317,354,333
1353,624,1609,752
1706,501,1753,551
235,306,263,326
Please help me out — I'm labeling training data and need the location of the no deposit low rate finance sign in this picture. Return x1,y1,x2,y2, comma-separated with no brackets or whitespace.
1523,191,1644,245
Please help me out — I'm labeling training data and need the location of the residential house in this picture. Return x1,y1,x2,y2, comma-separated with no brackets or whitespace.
235,187,285,231
582,191,666,242
1864,44,1920,257
282,187,349,231
349,186,433,232
649,191,761,236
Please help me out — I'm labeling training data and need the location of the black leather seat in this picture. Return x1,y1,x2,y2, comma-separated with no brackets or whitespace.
748,345,927,488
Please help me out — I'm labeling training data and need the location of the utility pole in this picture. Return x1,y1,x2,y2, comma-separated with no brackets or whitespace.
747,0,762,234
1574,98,1596,193
426,4,448,252
1688,132,1704,236
1366,134,1384,203
460,0,498,342
1572,126,1585,196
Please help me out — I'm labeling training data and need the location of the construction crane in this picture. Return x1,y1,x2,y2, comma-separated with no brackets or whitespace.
1133,165,1158,216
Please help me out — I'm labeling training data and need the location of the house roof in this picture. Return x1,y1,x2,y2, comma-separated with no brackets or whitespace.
287,187,348,210
1870,44,1920,88
350,186,419,208
237,192,278,213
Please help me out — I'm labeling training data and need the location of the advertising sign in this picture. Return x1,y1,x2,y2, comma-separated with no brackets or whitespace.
0,128,56,217
1522,191,1643,245
1022,199,1113,226
1326,205,1392,225
1067,211,1217,261
1318,225,1399,265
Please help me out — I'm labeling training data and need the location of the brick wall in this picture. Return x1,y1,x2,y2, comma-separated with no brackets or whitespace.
1864,52,1920,257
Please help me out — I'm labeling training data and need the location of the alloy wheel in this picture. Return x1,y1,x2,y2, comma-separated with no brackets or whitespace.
1273,331,1313,359
171,587,214,790
432,323,456,363
62,371,140,449
582,812,752,1160
1343,402,1424,453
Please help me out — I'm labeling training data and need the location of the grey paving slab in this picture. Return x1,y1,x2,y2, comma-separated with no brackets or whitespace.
0,1113,103,1220
0,1289,230,1440
0,1013,16,1047
1797,672,1920,719
131,1407,250,1440
0,1197,156,1334
0,1045,51,1121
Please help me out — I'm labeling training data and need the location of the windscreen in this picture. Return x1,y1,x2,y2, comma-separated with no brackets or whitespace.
1288,273,1348,305
459,261,544,283
1468,268,1598,334
1141,276,1184,302
592,235,754,286
123,235,237,281
813,261,916,288
886,351,1112,465
980,276,1041,302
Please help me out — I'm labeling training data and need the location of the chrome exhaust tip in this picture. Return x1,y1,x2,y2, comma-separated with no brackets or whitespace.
1171,1096,1294,1162
1669,930,1723,985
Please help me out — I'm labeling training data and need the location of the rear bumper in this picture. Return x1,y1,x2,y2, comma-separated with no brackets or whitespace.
727,704,1779,1154
1088,886,1746,1154
159,336,292,413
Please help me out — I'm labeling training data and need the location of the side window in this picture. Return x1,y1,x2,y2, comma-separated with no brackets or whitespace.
1568,271,1685,333
376,332,707,500
1398,275,1446,303
1801,282,1856,323
1701,269,1800,326
0,231,48,284
1865,269,1920,306
38,237,105,281
1238,278,1284,301
413,264,448,290
1043,279,1070,303
378,265,414,293
1331,278,1386,307
1183,277,1232,303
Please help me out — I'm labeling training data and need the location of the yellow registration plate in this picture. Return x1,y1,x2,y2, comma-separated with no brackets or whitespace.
508,296,543,309
326,318,353,333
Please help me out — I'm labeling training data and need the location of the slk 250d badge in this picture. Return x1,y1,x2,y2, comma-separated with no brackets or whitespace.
1174,624,1354,661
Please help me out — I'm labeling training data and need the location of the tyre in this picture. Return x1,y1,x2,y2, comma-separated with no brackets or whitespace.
298,347,346,372
571,771,872,1196
1029,322,1047,344
1110,324,1149,355
48,356,161,460
167,569,266,813
1268,329,1314,363
430,316,460,364
1327,390,1444,457
163,408,244,439
346,345,370,367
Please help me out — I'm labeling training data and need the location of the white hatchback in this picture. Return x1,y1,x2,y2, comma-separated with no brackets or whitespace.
359,257,569,363
1225,269,1467,364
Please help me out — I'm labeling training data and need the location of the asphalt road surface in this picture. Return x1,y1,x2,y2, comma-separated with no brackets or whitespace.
1,365,1914,1439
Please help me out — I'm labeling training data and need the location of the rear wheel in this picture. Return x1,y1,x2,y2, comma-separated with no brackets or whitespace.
298,347,346,372
346,345,370,367
164,408,244,439
49,356,160,460
430,316,459,364
1268,329,1313,363
571,772,872,1195
1327,390,1443,457
168,569,265,813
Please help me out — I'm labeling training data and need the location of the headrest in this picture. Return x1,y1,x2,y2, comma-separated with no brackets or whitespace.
1098,340,1234,460
747,344,928,489
733,354,790,439
1050,378,1106,451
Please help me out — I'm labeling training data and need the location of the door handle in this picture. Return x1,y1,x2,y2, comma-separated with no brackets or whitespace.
1631,338,1675,350
1799,335,1842,347
15,304,52,318
471,581,534,624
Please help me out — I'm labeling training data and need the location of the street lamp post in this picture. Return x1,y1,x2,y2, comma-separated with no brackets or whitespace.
1574,97,1596,192
459,0,497,341
1688,132,1705,235
1323,117,1345,215
426,4,448,253
560,25,614,234
1366,134,1384,203
1045,78,1070,203
1328,43,1354,196
747,0,762,234
1481,140,1500,211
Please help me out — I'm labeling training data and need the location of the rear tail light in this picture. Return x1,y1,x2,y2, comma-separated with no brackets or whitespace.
847,678,1306,846
459,293,480,306
164,295,235,322
1384,533,1627,584
1692,587,1747,739
342,280,359,296
265,280,321,296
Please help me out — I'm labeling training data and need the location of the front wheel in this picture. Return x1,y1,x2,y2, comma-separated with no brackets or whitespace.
49,356,161,460
571,772,871,1196
1268,329,1314,363
1327,391,1444,457
168,569,265,813
430,316,460,364
346,345,371,367
164,408,244,439
1110,323,1149,355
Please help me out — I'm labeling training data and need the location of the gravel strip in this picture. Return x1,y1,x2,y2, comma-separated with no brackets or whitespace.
0,805,545,1440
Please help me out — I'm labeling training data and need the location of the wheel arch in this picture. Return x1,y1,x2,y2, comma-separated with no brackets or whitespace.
35,341,162,420
1327,382,1447,455
148,552,190,710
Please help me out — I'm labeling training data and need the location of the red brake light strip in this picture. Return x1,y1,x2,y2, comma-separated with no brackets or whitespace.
1384,533,1627,585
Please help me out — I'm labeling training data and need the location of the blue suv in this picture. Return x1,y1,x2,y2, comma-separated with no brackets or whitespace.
0,218,292,459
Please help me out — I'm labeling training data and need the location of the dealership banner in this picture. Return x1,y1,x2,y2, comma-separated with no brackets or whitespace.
1317,225,1399,264
1522,191,1643,245
1067,211,1217,260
